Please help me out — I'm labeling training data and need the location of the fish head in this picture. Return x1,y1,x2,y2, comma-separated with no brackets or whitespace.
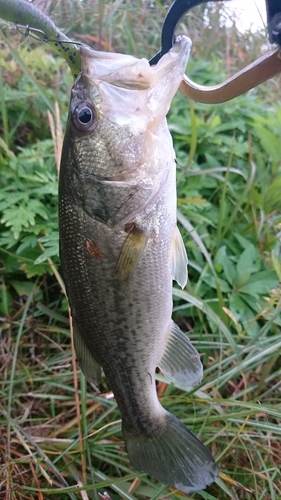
61,37,191,225
79,35,192,130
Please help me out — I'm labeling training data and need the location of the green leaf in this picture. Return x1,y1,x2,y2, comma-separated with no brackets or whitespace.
196,490,220,499
34,245,59,264
236,244,262,276
214,246,236,285
1,205,35,238
16,235,38,254
10,280,42,300
35,231,59,264
0,280,11,315
234,244,262,289
229,294,259,335
233,232,253,250
20,260,51,278
235,268,251,289
254,125,281,164
27,199,49,220
0,191,27,210
239,271,279,296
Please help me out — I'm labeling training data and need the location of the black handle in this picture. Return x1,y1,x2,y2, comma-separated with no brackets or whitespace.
266,0,281,46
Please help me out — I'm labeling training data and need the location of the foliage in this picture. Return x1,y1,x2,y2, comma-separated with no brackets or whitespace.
169,91,281,337
0,1,281,499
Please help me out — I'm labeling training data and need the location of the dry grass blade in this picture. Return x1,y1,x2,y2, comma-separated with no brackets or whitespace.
47,101,63,175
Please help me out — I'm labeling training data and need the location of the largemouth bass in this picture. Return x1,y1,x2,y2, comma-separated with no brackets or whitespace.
59,35,218,493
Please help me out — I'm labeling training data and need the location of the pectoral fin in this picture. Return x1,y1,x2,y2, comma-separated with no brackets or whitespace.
158,321,203,388
116,229,147,282
72,318,101,392
171,226,188,288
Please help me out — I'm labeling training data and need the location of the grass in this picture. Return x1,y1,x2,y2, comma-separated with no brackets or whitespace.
0,1,281,499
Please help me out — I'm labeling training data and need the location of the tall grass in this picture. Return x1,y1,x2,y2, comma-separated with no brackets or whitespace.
0,1,281,499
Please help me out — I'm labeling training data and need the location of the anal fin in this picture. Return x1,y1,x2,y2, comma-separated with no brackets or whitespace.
171,226,188,288
158,321,203,388
72,318,101,392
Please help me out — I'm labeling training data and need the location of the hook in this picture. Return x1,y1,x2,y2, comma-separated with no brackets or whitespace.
16,24,83,45
150,0,281,103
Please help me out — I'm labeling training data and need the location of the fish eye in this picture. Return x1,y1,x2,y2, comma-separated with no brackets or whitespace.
72,102,97,131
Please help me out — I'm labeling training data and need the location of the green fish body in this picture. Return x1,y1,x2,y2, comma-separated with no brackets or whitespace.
59,36,218,493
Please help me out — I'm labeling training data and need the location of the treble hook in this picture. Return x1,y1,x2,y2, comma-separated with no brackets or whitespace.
150,0,281,103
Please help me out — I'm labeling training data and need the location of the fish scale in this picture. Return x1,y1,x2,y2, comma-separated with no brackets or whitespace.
61,208,170,433
59,35,218,493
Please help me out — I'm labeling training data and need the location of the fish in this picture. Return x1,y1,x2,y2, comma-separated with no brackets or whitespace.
59,35,218,493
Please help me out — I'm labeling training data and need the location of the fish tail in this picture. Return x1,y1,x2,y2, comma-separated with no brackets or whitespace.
123,411,218,494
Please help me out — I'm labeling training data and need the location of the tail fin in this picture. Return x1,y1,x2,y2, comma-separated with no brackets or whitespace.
123,411,218,494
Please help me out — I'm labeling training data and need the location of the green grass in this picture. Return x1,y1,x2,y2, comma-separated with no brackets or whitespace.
0,1,281,499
